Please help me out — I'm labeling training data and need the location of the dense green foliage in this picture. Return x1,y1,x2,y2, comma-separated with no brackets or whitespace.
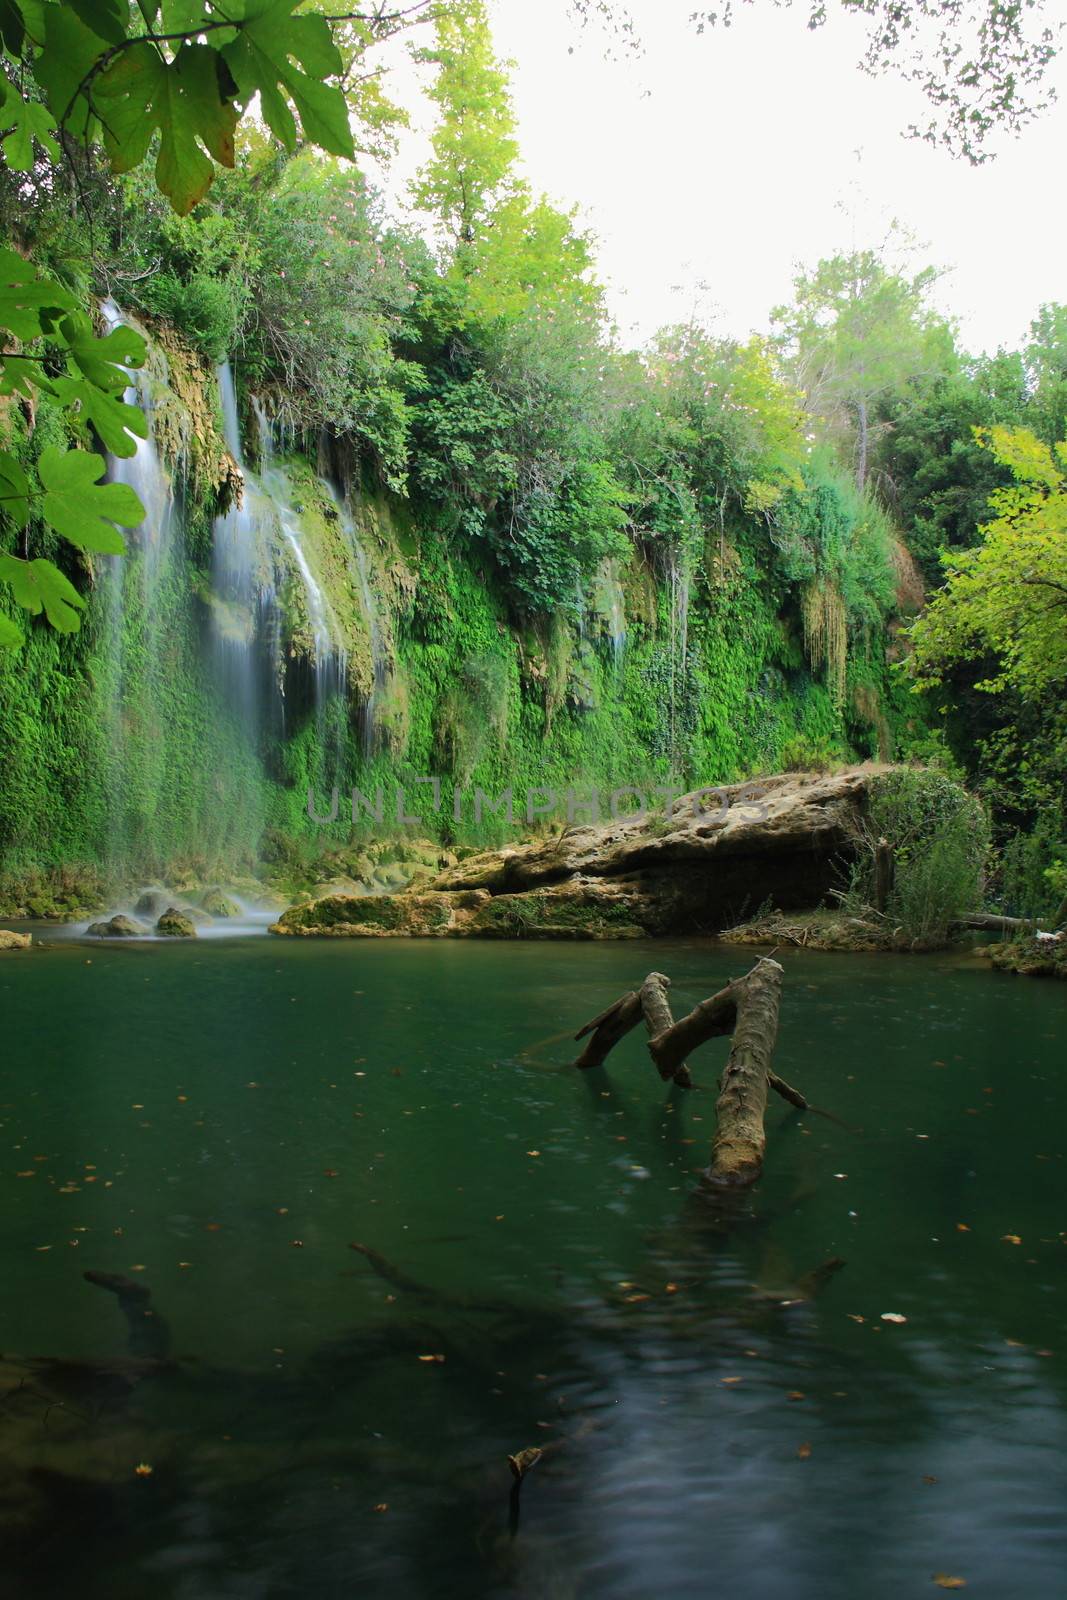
0,0,1063,928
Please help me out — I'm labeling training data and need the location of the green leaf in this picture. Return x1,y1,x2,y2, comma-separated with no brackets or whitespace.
36,2,109,138
52,376,148,456
0,352,55,400
0,86,62,170
67,0,128,47
160,2,214,30
0,450,30,528
95,39,237,213
0,246,75,340
0,552,86,630
0,610,23,648
16,0,45,43
222,0,353,160
0,0,25,54
38,445,142,553
58,310,145,388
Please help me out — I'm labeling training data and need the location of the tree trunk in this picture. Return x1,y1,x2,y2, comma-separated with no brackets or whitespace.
953,912,1032,933
704,958,784,1189
646,981,737,1079
873,836,894,914
573,990,642,1070
639,972,692,1086
856,397,868,491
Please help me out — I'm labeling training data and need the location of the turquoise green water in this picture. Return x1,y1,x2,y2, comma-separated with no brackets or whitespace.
1,936,1065,1598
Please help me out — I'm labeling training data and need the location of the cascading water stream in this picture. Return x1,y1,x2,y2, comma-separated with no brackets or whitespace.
252,400,347,770
322,480,388,757
98,299,178,862
596,557,627,676
211,362,273,734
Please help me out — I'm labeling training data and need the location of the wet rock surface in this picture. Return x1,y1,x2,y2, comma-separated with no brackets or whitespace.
86,915,148,938
271,767,890,939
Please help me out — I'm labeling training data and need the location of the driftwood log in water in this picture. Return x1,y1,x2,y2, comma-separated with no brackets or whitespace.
706,958,783,1189
574,957,791,1188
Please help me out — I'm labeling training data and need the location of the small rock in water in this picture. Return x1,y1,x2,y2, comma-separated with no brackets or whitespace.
0,929,32,951
156,908,198,938
86,915,148,938
135,889,171,919
200,888,242,918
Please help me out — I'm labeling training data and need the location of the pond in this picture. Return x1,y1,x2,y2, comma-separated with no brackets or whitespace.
1,936,1065,1598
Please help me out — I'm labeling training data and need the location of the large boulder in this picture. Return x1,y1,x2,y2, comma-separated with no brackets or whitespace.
86,915,148,938
0,929,31,951
156,907,198,938
270,767,891,939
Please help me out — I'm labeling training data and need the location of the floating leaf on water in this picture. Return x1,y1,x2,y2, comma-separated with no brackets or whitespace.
881,1313,907,1324
797,1441,812,1459
847,1313,865,1323
787,1390,806,1400
956,1224,970,1232
933,1577,966,1590
134,1463,153,1477
508,1446,543,1481
372,1502,388,1512
526,1150,541,1157
922,1475,940,1486
1001,1234,1022,1245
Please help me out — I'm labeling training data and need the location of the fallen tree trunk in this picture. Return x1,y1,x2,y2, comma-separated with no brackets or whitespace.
573,976,693,1085
646,981,737,1079
639,972,692,1087
705,958,783,1189
573,990,642,1070
574,956,795,1189
953,912,1033,933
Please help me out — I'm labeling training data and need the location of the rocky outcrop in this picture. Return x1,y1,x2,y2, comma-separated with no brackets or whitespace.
156,907,198,938
0,929,32,950
271,766,891,940
86,915,148,938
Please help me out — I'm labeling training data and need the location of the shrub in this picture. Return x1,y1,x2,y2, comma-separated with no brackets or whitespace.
843,768,990,946
996,813,1067,923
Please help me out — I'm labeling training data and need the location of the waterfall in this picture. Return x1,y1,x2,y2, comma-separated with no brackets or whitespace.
595,557,627,676
323,481,387,757
252,400,348,771
211,362,272,735
98,300,179,863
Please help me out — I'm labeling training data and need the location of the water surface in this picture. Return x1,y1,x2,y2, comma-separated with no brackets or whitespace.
1,938,1064,1598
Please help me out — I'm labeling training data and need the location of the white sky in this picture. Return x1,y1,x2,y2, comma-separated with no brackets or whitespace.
371,0,1067,357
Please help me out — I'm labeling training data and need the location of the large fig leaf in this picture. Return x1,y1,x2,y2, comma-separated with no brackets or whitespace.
222,0,353,159
38,445,143,553
94,39,237,214
0,552,86,631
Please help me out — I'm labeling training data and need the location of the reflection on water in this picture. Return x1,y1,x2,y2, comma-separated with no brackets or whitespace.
1,939,1064,1597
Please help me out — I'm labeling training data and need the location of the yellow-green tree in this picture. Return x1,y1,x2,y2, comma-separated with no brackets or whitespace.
909,426,1067,700
411,0,518,248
